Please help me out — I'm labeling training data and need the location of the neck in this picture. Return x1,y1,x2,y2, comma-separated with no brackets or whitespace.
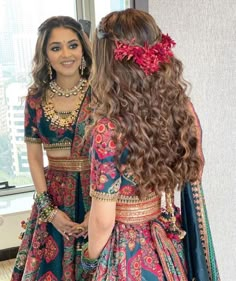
56,75,82,89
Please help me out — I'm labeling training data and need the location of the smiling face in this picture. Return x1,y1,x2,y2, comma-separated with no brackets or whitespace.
46,27,83,83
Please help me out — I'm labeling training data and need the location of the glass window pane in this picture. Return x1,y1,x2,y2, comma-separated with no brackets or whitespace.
94,0,131,26
0,0,76,188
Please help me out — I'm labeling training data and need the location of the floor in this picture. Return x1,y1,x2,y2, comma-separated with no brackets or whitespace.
0,259,15,281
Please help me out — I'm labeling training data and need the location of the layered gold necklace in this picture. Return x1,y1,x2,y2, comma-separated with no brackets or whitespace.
49,78,87,98
43,79,87,129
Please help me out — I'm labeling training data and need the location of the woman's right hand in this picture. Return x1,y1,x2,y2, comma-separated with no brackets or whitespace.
51,209,76,240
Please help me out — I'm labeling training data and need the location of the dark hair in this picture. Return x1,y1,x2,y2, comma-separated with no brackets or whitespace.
90,8,202,196
30,16,91,96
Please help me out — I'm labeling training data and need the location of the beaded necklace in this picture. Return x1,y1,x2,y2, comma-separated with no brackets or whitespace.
43,80,87,129
49,78,87,98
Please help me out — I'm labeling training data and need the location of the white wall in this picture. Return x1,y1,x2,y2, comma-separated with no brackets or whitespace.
0,193,33,250
149,1,236,280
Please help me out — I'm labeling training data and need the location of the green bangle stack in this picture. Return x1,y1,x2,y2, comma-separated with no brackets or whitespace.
81,242,98,273
34,191,57,223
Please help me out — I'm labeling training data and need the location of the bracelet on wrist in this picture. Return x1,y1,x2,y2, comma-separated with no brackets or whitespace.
38,204,54,223
34,191,58,224
47,207,58,223
34,191,53,212
81,242,98,272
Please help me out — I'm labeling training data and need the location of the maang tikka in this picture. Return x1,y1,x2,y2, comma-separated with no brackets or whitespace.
80,56,86,76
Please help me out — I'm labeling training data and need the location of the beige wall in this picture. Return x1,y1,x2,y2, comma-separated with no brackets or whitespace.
0,211,31,249
149,1,236,280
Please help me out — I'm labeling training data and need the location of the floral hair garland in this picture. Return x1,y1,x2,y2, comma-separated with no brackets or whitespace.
114,34,176,75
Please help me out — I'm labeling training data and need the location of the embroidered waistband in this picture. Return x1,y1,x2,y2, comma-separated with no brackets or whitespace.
116,194,161,224
44,141,72,151
48,156,90,172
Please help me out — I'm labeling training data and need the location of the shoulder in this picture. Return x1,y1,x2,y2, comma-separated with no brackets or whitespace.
92,118,117,157
27,85,41,97
93,118,116,138
25,87,43,109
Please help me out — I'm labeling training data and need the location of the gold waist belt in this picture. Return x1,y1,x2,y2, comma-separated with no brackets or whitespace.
48,156,90,172
116,194,161,224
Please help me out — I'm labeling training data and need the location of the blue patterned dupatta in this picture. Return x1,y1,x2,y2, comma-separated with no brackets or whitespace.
181,182,220,281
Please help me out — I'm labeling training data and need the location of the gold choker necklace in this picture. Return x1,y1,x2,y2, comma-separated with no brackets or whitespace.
49,78,87,98
43,91,86,128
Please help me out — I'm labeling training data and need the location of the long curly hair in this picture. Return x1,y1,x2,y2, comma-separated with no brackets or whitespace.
29,16,92,98
90,9,202,196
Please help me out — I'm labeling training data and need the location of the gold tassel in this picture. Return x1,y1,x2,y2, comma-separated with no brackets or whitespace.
165,191,186,240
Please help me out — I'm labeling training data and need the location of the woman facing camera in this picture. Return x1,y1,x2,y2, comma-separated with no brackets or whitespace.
11,16,92,281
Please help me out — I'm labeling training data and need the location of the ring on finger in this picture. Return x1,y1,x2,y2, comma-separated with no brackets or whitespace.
76,226,85,232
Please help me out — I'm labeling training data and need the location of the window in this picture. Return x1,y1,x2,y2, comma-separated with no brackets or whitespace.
0,0,132,195
0,0,76,193
94,0,131,25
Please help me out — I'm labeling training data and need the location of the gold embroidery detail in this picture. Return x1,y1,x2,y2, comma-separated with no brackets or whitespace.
118,192,157,203
48,156,90,172
90,178,121,201
44,141,72,151
90,189,119,201
116,195,161,224
24,137,42,144
191,182,211,278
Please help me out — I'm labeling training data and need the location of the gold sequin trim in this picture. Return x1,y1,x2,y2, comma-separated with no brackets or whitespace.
192,182,211,279
48,156,90,172
24,137,42,144
117,192,157,203
90,189,119,201
116,195,161,224
44,141,72,151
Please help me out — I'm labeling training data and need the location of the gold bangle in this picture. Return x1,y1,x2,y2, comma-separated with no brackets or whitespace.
47,207,58,223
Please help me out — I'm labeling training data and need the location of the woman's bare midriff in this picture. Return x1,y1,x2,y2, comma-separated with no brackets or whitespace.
47,149,72,158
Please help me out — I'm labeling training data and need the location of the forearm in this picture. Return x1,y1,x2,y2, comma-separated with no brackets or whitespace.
88,207,115,259
29,161,47,193
27,143,47,193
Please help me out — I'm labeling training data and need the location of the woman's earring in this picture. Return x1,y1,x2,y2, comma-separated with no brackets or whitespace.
80,56,86,76
47,62,53,80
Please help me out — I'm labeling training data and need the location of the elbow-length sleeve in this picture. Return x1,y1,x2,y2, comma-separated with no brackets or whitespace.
24,95,42,144
89,118,121,202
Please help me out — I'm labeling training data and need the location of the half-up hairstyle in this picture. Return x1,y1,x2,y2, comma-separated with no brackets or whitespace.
90,8,203,197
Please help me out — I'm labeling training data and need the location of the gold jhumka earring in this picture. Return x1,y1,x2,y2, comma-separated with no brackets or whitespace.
80,56,86,76
47,62,53,80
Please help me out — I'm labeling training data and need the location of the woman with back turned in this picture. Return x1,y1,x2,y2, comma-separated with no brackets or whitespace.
81,8,220,281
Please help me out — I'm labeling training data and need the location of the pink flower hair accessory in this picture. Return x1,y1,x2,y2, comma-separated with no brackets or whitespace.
114,34,176,75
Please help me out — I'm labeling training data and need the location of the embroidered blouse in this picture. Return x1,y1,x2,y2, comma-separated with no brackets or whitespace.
24,88,91,151
90,118,147,201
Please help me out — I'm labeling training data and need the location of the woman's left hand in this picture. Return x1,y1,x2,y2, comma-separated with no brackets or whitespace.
70,211,90,238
